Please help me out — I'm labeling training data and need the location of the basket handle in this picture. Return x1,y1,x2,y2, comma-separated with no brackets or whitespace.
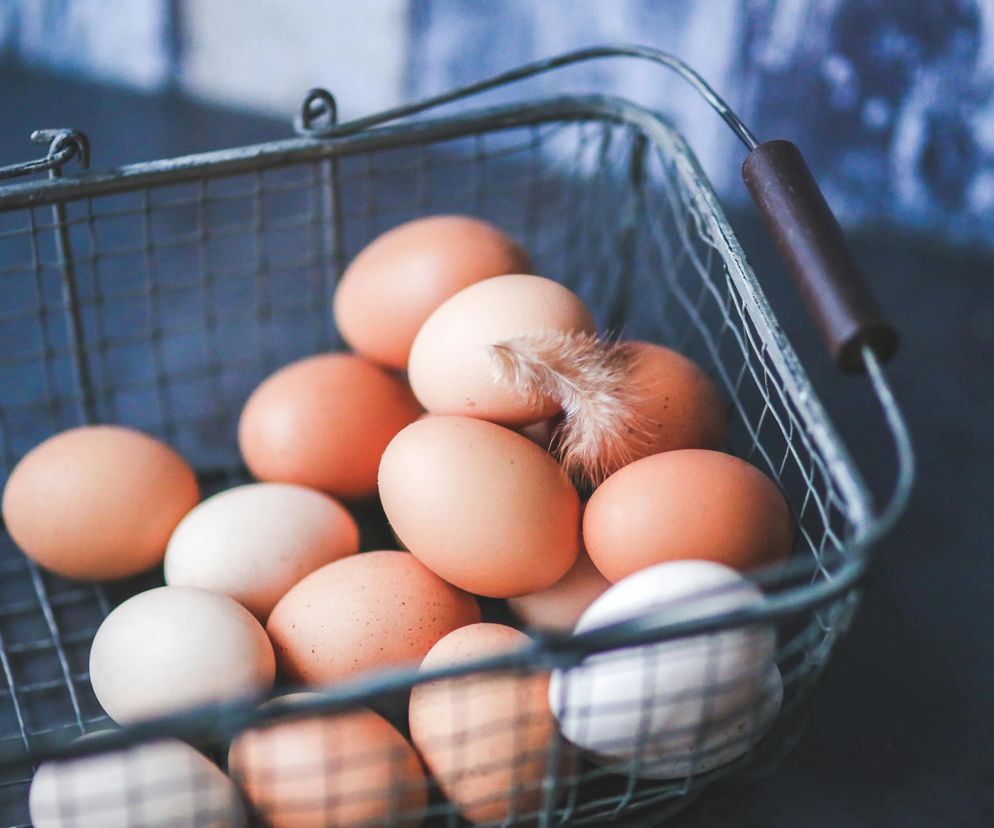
742,141,897,374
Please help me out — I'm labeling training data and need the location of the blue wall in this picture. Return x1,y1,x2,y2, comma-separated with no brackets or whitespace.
2,0,992,247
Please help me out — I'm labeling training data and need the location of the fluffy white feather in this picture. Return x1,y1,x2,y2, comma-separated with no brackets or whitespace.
489,331,653,488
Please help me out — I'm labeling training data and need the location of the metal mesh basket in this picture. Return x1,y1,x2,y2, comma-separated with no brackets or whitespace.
0,47,912,827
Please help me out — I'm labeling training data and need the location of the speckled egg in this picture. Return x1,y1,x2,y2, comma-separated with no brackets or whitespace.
266,551,480,685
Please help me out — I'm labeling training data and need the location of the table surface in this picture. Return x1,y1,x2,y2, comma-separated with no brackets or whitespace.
1,63,991,828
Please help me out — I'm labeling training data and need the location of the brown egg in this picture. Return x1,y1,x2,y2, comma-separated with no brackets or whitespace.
508,549,610,632
334,216,532,370
410,624,573,824
230,695,427,828
2,425,199,580
378,416,581,598
407,275,596,426
584,449,794,582
239,354,422,500
266,551,480,685
621,342,727,467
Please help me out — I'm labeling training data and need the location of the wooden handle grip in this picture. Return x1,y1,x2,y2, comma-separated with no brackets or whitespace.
742,140,898,373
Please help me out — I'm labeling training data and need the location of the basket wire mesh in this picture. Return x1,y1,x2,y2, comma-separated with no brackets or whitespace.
0,49,911,828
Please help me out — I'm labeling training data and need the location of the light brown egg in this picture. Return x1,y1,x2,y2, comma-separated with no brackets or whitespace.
229,695,427,828
620,342,727,466
334,216,532,370
89,586,275,723
409,624,573,824
266,551,480,685
584,449,794,582
407,275,595,426
164,483,359,620
2,425,199,580
238,353,422,500
378,416,581,598
508,549,610,632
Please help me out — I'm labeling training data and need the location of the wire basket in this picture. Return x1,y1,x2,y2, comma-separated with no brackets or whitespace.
0,47,912,827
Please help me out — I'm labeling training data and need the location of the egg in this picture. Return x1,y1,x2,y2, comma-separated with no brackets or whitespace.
334,215,532,370
409,624,573,824
229,695,427,828
2,425,199,580
30,738,246,828
616,342,727,470
89,586,275,723
549,560,782,779
164,483,359,620
378,416,580,597
584,449,794,582
508,549,610,632
266,550,480,685
238,353,422,500
407,275,595,425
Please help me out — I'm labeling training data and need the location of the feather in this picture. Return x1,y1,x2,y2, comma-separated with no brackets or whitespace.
489,330,653,488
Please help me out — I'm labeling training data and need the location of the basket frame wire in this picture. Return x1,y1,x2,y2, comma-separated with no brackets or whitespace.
0,87,912,826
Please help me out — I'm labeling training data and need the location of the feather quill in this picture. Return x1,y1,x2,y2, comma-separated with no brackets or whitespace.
489,331,652,488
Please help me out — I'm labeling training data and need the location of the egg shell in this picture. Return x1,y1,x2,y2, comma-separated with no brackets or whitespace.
508,549,611,633
2,425,199,580
618,342,727,469
230,695,427,828
334,216,532,370
407,274,596,425
584,449,794,582
89,586,275,723
30,738,246,828
266,550,480,685
378,416,581,598
409,624,573,824
548,560,780,779
164,482,359,620
238,353,423,500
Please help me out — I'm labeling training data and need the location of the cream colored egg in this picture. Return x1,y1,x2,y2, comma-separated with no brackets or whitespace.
164,483,359,620
89,586,275,723
29,738,246,828
407,275,595,426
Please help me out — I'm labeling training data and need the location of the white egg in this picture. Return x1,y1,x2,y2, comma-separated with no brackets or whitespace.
89,586,275,723
548,560,781,779
29,738,246,828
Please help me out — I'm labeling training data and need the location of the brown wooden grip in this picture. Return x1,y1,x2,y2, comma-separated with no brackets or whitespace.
742,140,898,373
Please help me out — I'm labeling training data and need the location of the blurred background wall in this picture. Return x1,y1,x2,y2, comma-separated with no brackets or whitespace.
1,0,991,247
